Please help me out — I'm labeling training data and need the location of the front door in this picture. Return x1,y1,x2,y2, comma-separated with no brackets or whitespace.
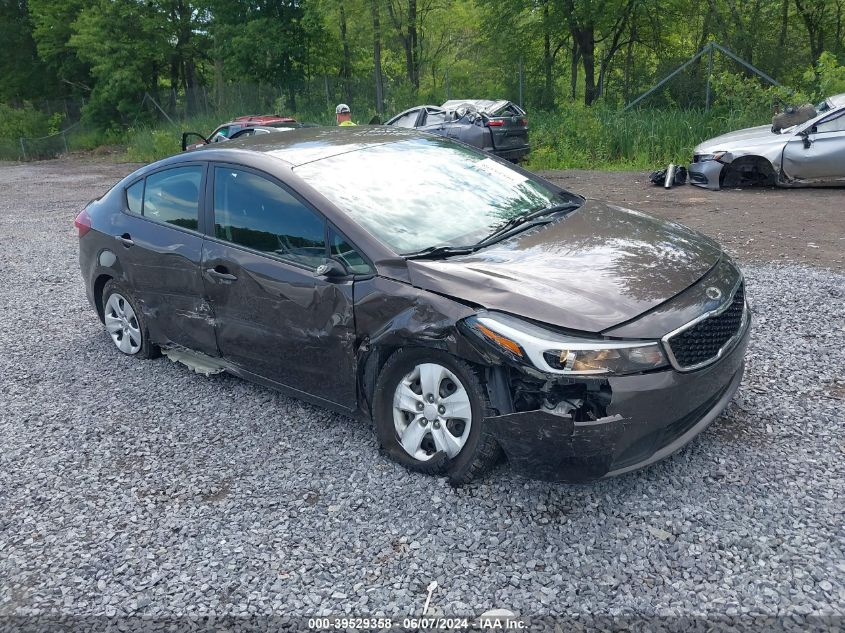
201,164,357,408
782,109,845,184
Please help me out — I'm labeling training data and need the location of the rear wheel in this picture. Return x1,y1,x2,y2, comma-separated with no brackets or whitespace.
101,280,159,359
373,348,501,484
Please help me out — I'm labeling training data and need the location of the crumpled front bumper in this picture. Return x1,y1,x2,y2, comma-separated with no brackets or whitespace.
484,318,750,482
688,159,725,190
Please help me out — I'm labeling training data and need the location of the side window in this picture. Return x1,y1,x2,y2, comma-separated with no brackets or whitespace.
142,166,202,231
424,110,447,126
212,126,230,142
214,167,326,269
814,111,845,134
330,228,373,275
126,180,144,214
392,110,420,128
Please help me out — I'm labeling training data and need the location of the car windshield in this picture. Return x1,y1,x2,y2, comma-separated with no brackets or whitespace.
294,138,572,254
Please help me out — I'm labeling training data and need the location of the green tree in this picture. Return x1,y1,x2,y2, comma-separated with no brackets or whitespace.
0,0,52,101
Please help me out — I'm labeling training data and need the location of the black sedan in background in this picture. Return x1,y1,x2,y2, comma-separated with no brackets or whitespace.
386,99,530,162
76,127,749,484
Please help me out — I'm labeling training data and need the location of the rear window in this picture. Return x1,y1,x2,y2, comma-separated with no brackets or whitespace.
491,103,524,117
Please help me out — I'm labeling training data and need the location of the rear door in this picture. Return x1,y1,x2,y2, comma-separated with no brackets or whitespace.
782,108,845,184
114,164,218,355
201,164,358,408
486,102,529,152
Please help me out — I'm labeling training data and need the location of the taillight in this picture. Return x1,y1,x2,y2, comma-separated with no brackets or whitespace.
487,119,505,127
74,208,92,238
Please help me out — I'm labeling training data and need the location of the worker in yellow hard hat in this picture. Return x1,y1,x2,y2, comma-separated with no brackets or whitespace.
336,103,357,126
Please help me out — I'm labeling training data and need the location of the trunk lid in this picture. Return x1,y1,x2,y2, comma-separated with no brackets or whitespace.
486,103,528,151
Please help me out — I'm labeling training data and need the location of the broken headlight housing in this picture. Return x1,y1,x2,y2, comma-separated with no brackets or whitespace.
697,151,728,162
465,311,668,376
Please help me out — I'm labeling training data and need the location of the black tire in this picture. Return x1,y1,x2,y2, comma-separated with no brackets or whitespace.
373,348,501,485
101,280,160,359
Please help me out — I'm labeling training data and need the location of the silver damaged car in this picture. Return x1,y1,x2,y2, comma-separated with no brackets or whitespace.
689,93,845,189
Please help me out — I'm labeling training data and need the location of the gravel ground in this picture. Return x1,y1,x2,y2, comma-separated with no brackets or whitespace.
0,161,844,630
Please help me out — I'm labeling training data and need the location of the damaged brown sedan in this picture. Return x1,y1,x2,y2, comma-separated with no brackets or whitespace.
76,127,750,484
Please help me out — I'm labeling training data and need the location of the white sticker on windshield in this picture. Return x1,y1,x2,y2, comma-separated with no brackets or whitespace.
474,157,528,186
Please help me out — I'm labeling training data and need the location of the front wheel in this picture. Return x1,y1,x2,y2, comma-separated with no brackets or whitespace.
373,348,501,484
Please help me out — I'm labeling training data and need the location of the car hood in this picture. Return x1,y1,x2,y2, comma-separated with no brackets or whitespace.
406,201,723,333
694,124,786,154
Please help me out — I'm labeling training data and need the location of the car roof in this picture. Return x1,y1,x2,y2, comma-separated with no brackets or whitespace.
192,125,424,166
440,99,511,113
826,93,845,107
228,114,296,125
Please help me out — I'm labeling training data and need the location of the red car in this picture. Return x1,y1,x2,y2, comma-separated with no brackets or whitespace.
181,115,298,151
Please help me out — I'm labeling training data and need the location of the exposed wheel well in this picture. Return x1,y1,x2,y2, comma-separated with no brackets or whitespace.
93,274,113,323
720,155,777,188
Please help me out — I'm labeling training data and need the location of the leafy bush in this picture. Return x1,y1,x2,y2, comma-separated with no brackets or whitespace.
804,52,845,100
708,72,808,114
0,103,52,140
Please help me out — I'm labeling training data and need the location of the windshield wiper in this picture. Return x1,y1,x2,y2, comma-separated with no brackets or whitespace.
405,201,581,260
474,202,580,248
404,244,477,260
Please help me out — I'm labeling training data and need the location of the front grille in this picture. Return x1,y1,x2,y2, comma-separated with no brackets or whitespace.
666,283,746,370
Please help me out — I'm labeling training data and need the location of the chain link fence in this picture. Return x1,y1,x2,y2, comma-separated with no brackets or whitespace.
1,60,533,161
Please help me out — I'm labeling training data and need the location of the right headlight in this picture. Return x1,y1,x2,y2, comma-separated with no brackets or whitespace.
465,311,668,376
697,151,728,161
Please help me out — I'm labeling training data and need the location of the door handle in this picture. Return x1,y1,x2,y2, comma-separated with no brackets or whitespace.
116,233,134,247
206,266,238,282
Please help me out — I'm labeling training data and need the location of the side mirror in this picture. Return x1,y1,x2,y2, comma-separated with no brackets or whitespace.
315,258,347,279
800,129,814,149
368,115,382,125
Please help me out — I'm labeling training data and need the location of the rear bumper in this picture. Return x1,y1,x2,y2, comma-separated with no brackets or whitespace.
485,316,750,482
688,160,724,190
492,145,530,162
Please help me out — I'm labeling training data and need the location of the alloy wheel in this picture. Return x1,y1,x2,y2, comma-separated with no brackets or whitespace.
104,293,142,355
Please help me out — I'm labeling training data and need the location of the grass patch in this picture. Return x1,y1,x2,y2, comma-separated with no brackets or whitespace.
118,106,773,170
524,105,769,171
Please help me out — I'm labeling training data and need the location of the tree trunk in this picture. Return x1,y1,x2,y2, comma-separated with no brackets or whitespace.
794,0,825,64
575,27,597,105
184,60,198,116
408,0,418,89
372,0,384,113
778,0,789,50
570,39,579,100
339,1,353,104
542,0,554,110
623,28,635,103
